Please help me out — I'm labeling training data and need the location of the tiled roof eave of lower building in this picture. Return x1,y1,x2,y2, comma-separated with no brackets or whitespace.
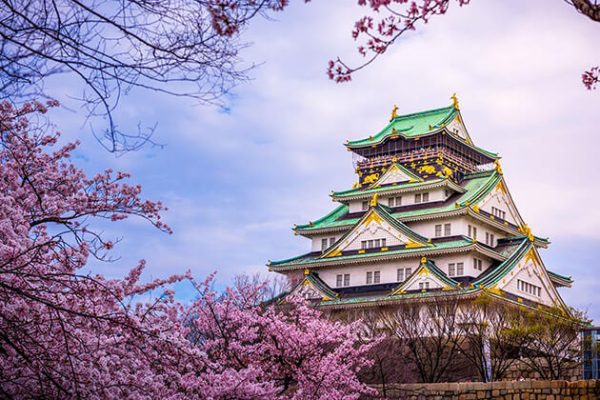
317,288,483,310
547,270,574,287
295,206,526,239
295,208,469,237
269,240,506,271
331,179,465,201
315,286,554,311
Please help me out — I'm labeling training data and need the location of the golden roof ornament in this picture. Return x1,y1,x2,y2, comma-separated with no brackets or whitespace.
390,104,399,121
420,256,427,264
369,192,378,207
494,160,503,175
450,93,460,110
519,224,535,242
304,268,310,276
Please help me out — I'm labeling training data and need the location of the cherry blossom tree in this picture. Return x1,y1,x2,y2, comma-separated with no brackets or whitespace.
188,276,377,399
0,100,375,399
328,0,600,90
0,0,298,152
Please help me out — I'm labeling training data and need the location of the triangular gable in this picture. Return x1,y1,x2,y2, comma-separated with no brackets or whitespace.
475,240,568,311
494,246,567,309
371,162,423,188
445,111,473,144
288,272,337,301
475,175,525,227
391,257,459,294
320,205,431,258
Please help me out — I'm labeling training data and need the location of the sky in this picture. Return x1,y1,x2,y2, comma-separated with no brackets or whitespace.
47,0,600,321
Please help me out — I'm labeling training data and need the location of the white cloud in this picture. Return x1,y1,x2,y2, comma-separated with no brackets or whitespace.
42,0,600,320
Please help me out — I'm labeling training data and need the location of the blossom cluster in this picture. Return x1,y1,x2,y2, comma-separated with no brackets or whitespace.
0,101,375,399
327,0,471,82
582,66,600,90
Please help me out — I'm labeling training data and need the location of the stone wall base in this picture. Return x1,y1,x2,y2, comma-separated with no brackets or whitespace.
364,380,600,399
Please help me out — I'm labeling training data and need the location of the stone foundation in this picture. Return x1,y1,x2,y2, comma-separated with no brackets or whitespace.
365,380,600,399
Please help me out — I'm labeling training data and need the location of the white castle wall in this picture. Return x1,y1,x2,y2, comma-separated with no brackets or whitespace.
315,251,494,289
310,234,340,252
310,216,507,256
347,187,450,213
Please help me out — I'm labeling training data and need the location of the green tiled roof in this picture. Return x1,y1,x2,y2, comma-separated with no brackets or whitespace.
547,270,574,286
345,105,498,159
331,177,466,200
473,237,530,287
295,204,348,231
270,238,474,268
332,178,445,198
296,170,501,233
346,106,458,147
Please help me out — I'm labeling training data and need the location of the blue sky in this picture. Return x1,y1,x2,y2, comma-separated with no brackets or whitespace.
47,0,600,321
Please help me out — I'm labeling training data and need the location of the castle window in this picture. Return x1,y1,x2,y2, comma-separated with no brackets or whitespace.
362,201,368,211
336,274,342,287
468,225,478,239
448,263,456,277
362,238,387,249
435,224,442,237
322,237,335,250
366,271,381,285
444,223,451,236
388,197,402,207
397,267,413,282
473,258,483,271
485,233,495,246
422,192,429,202
518,279,541,297
457,262,464,276
491,206,506,220
415,193,422,203
344,274,350,287
419,282,430,290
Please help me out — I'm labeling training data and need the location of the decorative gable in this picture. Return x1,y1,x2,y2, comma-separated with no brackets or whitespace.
495,248,565,308
288,273,337,301
477,178,524,226
321,206,430,258
373,163,422,187
446,114,472,144
392,257,458,294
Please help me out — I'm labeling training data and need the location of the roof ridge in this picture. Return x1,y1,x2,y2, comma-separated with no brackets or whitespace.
295,204,347,230
389,105,455,122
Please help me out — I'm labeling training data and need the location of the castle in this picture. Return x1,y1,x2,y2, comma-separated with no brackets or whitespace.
268,97,572,313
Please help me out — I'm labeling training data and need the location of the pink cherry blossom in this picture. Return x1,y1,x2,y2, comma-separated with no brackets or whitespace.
0,100,376,399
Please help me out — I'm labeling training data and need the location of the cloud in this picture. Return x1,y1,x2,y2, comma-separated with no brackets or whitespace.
42,0,600,321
